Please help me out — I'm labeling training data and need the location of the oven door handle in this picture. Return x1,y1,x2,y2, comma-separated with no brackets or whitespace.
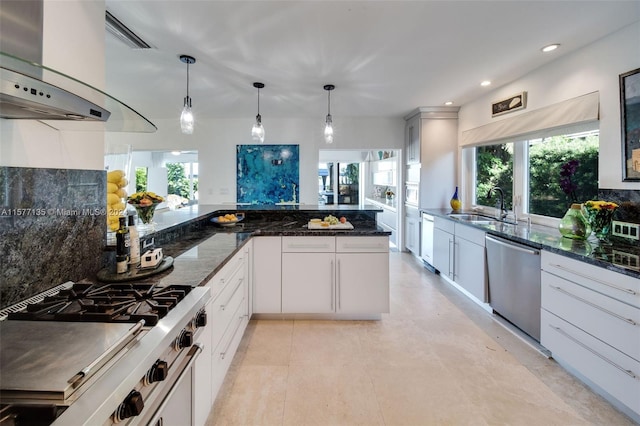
146,342,203,426
67,320,145,386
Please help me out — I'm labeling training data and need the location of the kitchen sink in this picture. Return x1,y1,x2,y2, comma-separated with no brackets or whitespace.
448,213,498,223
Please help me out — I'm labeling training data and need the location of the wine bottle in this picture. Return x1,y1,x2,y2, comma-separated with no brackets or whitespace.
127,215,140,265
116,216,130,273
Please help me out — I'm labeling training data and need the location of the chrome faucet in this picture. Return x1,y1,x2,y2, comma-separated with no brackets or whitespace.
487,186,508,220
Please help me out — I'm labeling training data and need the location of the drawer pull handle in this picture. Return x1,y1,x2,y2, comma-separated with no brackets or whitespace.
549,325,638,380
220,278,244,310
330,260,334,311
220,260,244,284
550,285,637,326
548,263,636,295
220,303,246,360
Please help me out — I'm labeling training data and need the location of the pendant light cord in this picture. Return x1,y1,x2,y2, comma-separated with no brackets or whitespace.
327,89,331,115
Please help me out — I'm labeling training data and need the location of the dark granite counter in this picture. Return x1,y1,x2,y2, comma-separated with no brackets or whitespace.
95,204,390,289
423,209,640,280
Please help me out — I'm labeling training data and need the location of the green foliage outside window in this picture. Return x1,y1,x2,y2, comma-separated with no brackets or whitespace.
476,144,514,208
167,163,198,199
529,135,598,218
475,133,598,218
135,167,147,193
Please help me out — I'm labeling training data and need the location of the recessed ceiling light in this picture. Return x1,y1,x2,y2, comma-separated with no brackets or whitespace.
541,43,560,53
481,80,491,87
444,101,453,106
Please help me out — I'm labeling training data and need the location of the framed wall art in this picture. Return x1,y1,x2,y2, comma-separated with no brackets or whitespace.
620,67,640,181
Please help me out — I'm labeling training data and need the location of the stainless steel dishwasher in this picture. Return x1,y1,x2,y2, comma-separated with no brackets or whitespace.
486,235,541,341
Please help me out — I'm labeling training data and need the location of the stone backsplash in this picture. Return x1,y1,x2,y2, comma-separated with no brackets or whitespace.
598,188,640,223
0,167,106,309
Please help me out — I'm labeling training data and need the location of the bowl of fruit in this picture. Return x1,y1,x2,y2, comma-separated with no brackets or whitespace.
211,212,245,227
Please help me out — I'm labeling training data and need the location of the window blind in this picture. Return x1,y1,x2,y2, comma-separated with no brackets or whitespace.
461,91,599,147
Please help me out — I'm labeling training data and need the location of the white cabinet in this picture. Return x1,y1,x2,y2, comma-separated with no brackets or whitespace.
433,217,454,279
541,251,640,421
453,223,487,302
252,236,282,313
404,113,420,165
405,205,420,256
279,236,390,315
200,248,249,417
404,107,459,209
432,217,487,302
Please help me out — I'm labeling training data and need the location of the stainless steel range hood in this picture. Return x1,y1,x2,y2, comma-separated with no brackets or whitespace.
0,52,156,133
1,66,111,122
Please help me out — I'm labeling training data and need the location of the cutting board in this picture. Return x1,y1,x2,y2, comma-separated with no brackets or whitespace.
307,221,354,230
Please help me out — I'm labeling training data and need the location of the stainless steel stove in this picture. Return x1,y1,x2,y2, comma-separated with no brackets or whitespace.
0,281,210,425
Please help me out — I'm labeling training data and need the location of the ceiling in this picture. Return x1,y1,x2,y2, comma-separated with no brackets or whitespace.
104,1,640,122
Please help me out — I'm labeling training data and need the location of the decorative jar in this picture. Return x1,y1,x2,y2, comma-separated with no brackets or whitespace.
450,186,461,211
583,200,619,241
558,203,591,240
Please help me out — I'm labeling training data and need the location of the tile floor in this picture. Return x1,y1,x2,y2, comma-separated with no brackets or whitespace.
207,252,637,426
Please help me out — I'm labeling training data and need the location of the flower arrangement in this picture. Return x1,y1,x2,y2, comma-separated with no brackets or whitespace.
559,159,580,203
127,192,164,224
583,200,619,240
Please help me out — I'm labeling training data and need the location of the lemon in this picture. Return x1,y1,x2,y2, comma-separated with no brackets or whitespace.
107,170,124,183
116,188,127,198
107,193,120,205
107,183,118,193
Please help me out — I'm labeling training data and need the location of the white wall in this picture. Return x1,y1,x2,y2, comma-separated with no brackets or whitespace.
0,0,106,170
107,116,404,204
458,21,640,191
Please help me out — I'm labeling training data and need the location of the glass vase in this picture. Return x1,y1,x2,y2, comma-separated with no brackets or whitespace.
450,186,461,211
131,203,158,225
558,203,591,240
583,203,618,241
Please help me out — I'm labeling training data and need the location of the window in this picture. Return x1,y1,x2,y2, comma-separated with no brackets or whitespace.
468,128,599,221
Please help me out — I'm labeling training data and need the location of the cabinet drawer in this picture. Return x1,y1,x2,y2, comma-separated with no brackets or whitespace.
454,223,485,246
541,310,640,417
434,216,455,234
336,236,389,253
209,274,246,353
541,251,639,308
282,236,335,252
211,297,248,399
542,271,639,362
205,252,244,302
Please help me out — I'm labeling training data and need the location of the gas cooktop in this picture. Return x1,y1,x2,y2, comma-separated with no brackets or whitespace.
4,282,192,326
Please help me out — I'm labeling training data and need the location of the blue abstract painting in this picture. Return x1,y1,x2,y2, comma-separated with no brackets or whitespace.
237,144,300,204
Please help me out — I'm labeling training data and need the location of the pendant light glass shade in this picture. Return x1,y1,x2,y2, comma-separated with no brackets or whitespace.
179,55,196,134
251,82,265,143
323,84,335,144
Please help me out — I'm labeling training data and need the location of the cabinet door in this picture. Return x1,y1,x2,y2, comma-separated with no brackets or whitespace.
433,228,453,278
252,236,282,313
282,253,334,313
454,236,487,302
405,114,420,164
336,253,389,314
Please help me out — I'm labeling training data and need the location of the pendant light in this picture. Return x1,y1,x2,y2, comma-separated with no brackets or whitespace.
323,84,335,144
179,54,196,134
251,82,265,143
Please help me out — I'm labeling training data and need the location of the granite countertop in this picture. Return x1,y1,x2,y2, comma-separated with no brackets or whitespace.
97,204,390,288
423,209,640,280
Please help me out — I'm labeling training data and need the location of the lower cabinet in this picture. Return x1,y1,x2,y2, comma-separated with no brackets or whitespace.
194,248,249,424
252,236,282,313
432,217,487,302
281,236,390,315
405,205,421,256
541,250,640,421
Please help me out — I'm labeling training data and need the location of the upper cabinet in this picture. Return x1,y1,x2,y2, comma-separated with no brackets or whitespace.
404,114,421,165
404,107,460,209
